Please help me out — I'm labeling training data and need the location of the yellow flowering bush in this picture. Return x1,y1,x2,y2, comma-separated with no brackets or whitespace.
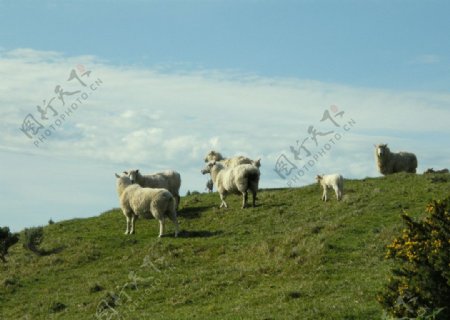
378,197,450,319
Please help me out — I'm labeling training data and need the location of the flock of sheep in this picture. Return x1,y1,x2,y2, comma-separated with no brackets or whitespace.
114,144,418,237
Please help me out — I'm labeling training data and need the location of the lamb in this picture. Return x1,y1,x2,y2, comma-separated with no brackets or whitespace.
204,150,261,168
316,174,344,201
123,169,181,209
115,174,179,237
201,161,260,208
374,144,417,175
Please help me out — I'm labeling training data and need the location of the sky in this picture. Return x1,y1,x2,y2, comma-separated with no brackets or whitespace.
1,0,449,232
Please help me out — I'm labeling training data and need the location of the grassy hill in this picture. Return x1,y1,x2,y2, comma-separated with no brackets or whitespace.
1,173,449,320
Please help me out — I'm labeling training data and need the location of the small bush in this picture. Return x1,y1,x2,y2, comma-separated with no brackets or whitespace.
23,227,45,255
378,197,450,319
23,227,64,256
0,227,19,263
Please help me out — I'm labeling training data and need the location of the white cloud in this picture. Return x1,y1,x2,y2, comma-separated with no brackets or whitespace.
409,54,441,65
1,48,449,231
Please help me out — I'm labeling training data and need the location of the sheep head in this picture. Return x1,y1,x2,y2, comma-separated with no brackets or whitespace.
204,150,224,163
201,161,216,175
123,169,139,184
315,175,323,184
375,144,389,158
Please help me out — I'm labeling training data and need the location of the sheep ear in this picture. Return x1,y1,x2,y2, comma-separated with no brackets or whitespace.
115,173,121,178
123,171,128,175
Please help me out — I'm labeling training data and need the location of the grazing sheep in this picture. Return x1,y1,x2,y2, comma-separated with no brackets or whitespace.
374,144,418,175
201,161,260,208
123,169,181,209
316,174,344,201
206,179,214,193
204,150,261,168
115,174,179,237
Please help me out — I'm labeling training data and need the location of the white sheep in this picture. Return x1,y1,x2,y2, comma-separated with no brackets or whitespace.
374,144,417,175
201,161,260,208
316,174,344,201
204,150,261,168
123,169,181,209
115,174,179,237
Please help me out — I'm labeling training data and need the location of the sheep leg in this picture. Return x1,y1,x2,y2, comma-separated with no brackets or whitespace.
252,190,257,207
159,218,165,238
242,191,248,209
219,193,228,208
125,216,131,235
170,215,179,238
336,188,342,201
130,215,137,234
322,188,327,201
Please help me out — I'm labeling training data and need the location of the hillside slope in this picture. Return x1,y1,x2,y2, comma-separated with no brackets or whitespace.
1,173,449,319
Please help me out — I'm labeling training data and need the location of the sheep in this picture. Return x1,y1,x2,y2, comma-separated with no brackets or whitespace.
123,169,181,209
204,150,261,168
201,161,260,208
115,173,179,237
374,144,418,175
204,150,225,162
316,174,344,201
206,179,214,193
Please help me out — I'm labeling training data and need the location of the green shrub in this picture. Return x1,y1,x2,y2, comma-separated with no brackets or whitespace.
23,227,45,255
378,197,450,319
23,227,64,256
0,227,19,263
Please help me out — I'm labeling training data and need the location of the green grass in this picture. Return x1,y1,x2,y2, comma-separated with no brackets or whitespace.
1,173,449,319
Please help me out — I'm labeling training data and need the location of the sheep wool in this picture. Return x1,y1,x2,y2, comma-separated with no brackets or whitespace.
375,144,417,175
316,174,344,202
204,150,261,168
123,169,181,209
115,174,179,237
202,161,260,208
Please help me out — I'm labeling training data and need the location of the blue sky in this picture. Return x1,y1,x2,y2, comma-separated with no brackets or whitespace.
1,0,449,231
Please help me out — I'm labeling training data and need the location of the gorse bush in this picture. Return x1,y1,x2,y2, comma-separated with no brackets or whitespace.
378,197,450,319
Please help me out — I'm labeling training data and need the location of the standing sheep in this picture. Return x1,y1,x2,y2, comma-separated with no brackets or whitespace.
204,150,261,168
374,144,417,175
115,174,179,237
206,179,214,193
123,169,181,209
316,174,344,201
201,161,260,208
